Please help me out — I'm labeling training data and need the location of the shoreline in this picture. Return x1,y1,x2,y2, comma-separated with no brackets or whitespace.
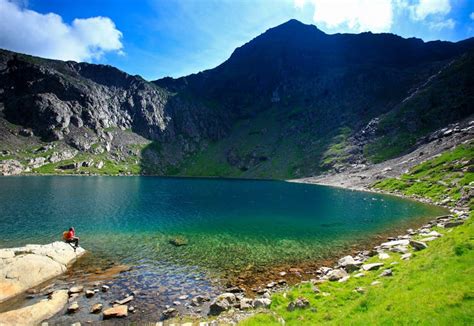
0,175,468,324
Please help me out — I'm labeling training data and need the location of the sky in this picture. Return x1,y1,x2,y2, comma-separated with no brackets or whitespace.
0,0,473,80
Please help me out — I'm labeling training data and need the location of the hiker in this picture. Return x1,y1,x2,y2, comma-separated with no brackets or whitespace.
63,227,80,250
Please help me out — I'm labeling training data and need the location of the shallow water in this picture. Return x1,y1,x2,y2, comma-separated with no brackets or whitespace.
0,176,445,321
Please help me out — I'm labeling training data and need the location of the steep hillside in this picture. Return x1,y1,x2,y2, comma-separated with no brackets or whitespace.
0,20,473,177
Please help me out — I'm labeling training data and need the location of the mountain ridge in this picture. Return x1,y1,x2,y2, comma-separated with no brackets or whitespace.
0,19,473,177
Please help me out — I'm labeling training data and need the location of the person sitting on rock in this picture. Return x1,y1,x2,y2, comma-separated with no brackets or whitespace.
63,227,80,251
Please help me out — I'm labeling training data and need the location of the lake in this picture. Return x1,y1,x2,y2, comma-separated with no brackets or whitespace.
0,176,445,321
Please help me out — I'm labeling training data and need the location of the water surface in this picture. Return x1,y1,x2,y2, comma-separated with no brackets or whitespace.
0,176,445,321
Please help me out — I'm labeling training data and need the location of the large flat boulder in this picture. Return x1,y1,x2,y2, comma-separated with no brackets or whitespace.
0,242,85,303
0,290,68,326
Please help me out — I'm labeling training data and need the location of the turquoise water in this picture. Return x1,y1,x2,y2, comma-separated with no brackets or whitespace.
0,176,445,320
0,176,445,270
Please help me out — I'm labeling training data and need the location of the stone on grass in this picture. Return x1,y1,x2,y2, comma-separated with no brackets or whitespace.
354,287,365,294
253,298,272,309
361,263,384,271
371,281,382,286
444,221,464,228
401,253,412,260
327,268,348,281
378,252,390,260
162,307,178,319
287,297,310,311
379,269,393,277
410,240,428,251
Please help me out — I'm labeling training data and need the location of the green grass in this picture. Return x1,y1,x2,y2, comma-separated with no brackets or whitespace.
241,214,474,326
373,143,474,207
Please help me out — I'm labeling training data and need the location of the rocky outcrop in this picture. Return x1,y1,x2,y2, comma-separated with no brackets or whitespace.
0,290,68,326
0,242,85,303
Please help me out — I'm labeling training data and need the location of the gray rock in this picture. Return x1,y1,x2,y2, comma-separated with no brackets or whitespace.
68,286,84,295
90,303,103,313
208,293,236,315
326,268,348,281
379,269,393,277
67,302,79,313
253,298,272,309
410,240,428,251
444,221,464,228
162,307,178,319
287,297,309,311
361,263,384,271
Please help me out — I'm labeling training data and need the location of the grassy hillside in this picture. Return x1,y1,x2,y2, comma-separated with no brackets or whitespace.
241,143,474,325
373,142,474,209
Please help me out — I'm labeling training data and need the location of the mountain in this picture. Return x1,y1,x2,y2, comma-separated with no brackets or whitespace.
0,20,473,177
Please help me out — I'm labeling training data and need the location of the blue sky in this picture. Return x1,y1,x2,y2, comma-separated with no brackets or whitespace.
0,0,473,80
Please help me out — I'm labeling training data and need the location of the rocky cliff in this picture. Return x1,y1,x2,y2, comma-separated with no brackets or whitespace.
0,20,473,177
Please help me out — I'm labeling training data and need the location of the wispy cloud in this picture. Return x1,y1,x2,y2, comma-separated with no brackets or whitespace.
0,0,123,61
294,0,394,32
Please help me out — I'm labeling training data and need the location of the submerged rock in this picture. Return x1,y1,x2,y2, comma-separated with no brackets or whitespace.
169,236,188,246
91,303,103,314
103,305,128,319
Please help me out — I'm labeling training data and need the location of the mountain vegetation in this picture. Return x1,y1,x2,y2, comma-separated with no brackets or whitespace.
0,20,473,178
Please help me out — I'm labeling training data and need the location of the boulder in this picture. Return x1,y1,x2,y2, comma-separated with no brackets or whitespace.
161,307,178,319
326,268,348,281
378,252,390,260
68,286,84,295
103,305,128,319
239,298,254,310
444,221,464,228
287,297,309,311
379,269,393,277
208,293,236,315
401,253,412,260
0,290,68,325
67,302,79,313
253,298,272,309
0,242,85,303
410,240,428,251
361,263,384,271
380,239,409,248
91,303,103,313
338,255,362,272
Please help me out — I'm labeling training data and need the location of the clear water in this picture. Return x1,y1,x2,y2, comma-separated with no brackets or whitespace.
0,176,445,320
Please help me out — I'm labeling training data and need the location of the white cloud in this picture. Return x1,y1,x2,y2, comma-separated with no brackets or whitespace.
470,12,474,20
0,0,123,62
428,18,455,30
295,0,394,32
409,0,451,20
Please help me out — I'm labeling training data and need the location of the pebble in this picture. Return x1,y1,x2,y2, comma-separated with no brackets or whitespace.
90,303,103,313
67,302,79,313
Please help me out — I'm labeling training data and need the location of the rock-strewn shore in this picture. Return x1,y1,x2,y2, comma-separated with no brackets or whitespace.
0,241,85,303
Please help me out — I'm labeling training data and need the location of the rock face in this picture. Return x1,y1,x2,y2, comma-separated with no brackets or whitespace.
0,290,68,326
0,242,86,303
1,20,474,179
